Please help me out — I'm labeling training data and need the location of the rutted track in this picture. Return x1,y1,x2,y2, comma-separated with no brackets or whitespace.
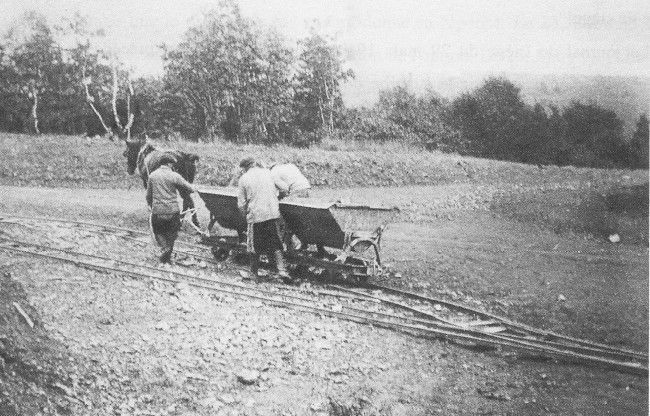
0,215,647,376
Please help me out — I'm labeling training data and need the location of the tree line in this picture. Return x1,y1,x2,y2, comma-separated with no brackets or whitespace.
0,2,352,144
0,1,647,169
369,80,648,169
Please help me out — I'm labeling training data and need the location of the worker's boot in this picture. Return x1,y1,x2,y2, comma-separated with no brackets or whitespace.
249,255,260,281
159,245,173,264
274,250,292,283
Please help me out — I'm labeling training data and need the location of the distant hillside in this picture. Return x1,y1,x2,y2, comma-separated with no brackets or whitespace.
510,73,649,136
343,73,649,135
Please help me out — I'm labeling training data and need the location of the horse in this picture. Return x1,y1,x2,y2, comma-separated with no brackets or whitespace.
123,138,200,226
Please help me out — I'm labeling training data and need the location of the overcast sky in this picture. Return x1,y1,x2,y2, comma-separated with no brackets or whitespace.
2,0,648,105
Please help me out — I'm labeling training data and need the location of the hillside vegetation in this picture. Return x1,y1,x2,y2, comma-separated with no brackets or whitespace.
1,133,644,189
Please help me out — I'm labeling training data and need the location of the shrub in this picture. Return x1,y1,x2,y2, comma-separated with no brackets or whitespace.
347,115,417,143
289,128,325,148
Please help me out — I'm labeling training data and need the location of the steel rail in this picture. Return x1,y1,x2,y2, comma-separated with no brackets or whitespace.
330,285,648,363
363,282,649,361
2,214,646,263
2,216,647,362
2,215,647,362
0,215,210,251
0,215,149,236
86,228,218,264
0,239,460,328
0,239,646,376
0,215,219,264
0,215,375,281
0,239,500,337
0,240,510,340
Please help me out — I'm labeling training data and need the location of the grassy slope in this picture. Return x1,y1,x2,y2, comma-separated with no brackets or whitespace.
1,133,647,244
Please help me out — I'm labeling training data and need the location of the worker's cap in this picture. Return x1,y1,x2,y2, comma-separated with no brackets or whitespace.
239,156,256,169
159,154,177,165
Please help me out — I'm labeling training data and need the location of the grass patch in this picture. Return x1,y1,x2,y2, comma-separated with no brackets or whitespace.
492,183,649,245
2,132,645,191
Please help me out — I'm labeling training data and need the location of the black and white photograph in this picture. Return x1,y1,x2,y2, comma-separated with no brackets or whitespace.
0,0,648,414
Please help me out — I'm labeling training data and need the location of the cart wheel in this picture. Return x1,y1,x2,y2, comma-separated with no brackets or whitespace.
292,264,311,278
354,274,369,285
232,251,249,265
342,258,369,285
337,272,352,283
211,246,230,261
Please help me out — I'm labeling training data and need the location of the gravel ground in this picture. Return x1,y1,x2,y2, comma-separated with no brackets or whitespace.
1,184,647,415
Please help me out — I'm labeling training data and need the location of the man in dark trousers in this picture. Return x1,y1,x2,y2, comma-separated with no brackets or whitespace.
237,156,291,283
146,155,197,264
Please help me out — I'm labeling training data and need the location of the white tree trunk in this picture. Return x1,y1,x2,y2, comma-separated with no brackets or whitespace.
112,65,123,131
322,78,334,133
318,96,325,128
82,66,112,136
125,79,135,140
30,86,40,134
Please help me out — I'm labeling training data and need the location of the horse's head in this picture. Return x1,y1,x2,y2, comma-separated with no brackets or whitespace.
173,153,200,183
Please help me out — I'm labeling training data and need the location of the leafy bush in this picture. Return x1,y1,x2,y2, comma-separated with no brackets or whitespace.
560,101,628,168
371,86,465,153
348,116,417,143
290,128,324,148
450,77,534,161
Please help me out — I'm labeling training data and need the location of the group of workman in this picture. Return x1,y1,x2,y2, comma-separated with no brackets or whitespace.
145,154,310,283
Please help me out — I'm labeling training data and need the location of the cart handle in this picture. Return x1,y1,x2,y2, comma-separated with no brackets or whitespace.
181,209,208,236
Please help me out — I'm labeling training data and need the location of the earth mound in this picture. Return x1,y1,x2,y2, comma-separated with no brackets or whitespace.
0,269,88,415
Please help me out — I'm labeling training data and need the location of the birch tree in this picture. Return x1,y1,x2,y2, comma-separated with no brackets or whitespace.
294,31,353,133
2,12,62,134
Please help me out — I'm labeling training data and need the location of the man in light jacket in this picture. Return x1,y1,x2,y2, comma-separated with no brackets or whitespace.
146,155,197,264
237,156,291,283
269,162,311,199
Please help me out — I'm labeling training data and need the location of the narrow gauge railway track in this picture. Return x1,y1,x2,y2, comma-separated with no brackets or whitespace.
0,215,648,361
0,214,217,263
330,284,648,363
2,214,645,264
0,229,647,376
1,215,648,373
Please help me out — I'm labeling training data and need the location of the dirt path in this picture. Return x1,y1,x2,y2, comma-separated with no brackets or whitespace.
1,185,647,415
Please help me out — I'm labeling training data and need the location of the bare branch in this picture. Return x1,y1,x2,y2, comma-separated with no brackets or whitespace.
81,64,112,137
109,64,136,140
